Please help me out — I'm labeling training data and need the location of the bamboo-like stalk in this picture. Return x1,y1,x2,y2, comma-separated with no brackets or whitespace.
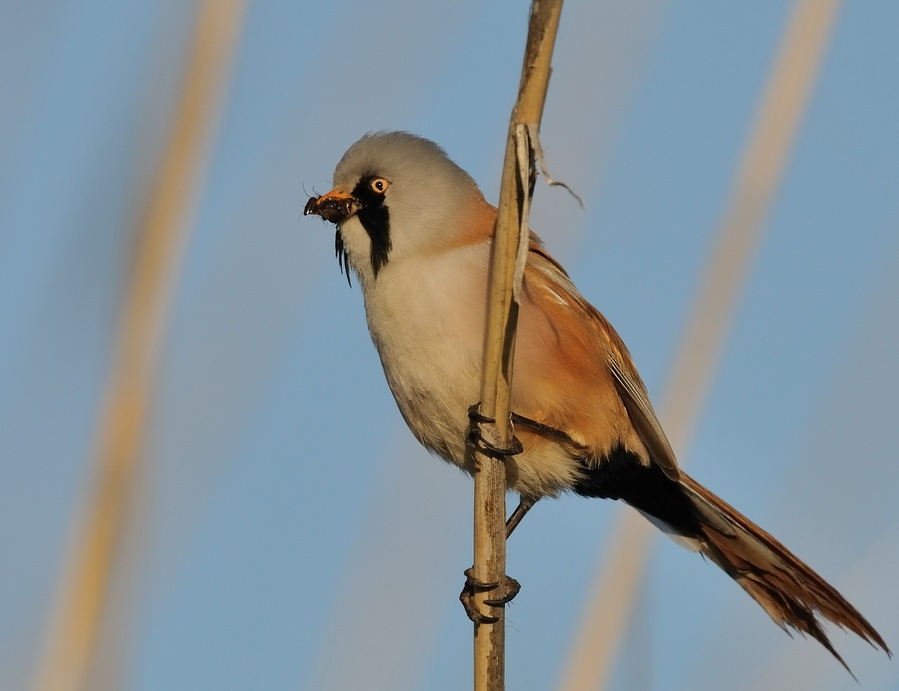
557,1,843,689
30,4,246,690
473,2,564,689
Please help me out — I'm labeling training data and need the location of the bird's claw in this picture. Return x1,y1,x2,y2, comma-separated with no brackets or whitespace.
467,403,524,458
459,567,521,625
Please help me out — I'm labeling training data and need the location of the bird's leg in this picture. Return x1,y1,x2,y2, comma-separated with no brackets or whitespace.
461,405,530,624
505,496,536,539
467,403,524,458
458,497,536,624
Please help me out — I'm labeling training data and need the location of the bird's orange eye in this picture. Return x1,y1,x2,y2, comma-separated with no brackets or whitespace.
370,177,390,194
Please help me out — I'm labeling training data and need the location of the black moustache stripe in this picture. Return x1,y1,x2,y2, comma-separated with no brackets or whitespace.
358,205,391,276
335,230,351,286
351,175,392,277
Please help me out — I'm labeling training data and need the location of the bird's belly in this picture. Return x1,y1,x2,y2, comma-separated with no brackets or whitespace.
374,323,481,466
363,258,484,468
380,351,587,498
361,254,587,498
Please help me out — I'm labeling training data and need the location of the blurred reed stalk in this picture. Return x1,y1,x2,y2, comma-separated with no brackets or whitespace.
474,1,564,688
557,1,844,689
31,3,246,690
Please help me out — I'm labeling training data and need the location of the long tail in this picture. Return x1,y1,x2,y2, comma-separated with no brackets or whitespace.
665,472,889,672
578,453,890,672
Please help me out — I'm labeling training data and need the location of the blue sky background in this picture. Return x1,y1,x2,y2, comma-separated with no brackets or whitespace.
1,2,897,690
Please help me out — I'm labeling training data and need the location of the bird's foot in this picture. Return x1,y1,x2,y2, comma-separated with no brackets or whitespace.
459,567,521,625
467,403,523,458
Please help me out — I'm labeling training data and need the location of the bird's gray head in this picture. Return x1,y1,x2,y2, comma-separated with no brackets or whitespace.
305,131,484,285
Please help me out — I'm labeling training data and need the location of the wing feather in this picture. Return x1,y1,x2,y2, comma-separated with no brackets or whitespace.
516,235,679,477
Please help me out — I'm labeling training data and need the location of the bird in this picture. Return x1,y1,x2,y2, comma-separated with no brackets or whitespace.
304,130,889,670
